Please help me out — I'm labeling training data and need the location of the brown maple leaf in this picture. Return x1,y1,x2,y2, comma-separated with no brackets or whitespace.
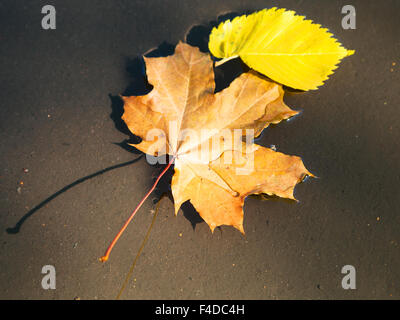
121,42,312,233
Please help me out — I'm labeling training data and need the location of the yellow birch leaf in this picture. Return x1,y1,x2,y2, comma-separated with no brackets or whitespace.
209,8,355,90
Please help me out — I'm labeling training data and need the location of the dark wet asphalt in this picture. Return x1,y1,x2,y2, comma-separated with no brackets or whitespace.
0,0,399,299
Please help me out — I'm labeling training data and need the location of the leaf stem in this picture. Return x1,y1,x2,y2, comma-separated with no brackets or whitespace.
100,156,175,262
215,55,239,67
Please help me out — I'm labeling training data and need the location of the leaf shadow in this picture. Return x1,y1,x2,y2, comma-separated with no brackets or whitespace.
6,156,144,234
